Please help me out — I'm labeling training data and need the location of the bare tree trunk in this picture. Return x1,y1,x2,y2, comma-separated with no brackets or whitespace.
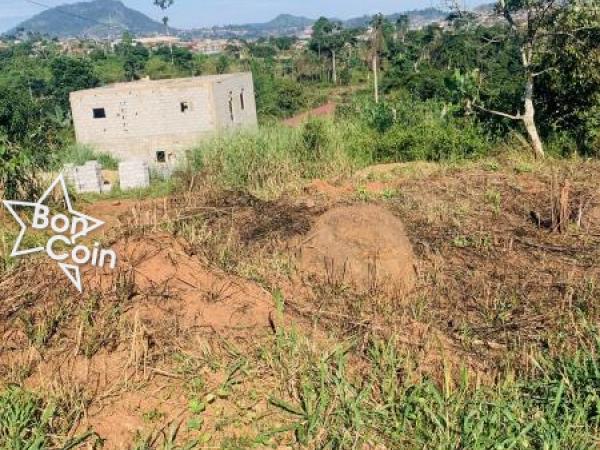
373,55,379,104
164,21,174,65
476,43,545,159
332,50,337,85
522,74,544,158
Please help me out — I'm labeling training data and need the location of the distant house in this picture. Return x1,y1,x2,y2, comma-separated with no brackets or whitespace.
134,35,183,49
69,73,257,166
187,39,224,55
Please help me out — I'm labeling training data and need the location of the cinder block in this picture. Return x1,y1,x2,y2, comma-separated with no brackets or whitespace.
119,160,150,190
63,161,103,194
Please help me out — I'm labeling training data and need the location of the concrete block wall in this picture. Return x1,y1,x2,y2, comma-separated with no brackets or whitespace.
212,72,258,131
64,161,103,194
70,73,257,168
119,160,150,191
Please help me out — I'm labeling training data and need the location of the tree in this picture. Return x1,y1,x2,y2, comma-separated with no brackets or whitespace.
115,32,149,80
154,0,174,64
370,14,388,103
535,2,600,155
469,0,599,157
309,17,350,84
49,55,99,109
215,55,230,74
396,15,410,43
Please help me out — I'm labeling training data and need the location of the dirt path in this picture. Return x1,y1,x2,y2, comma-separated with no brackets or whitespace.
283,101,336,127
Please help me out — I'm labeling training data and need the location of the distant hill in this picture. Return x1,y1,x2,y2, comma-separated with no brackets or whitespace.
261,14,314,30
186,9,451,40
185,14,314,39
6,1,494,40
343,7,448,29
8,0,170,39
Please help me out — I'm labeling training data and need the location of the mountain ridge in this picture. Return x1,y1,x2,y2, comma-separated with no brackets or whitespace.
7,1,494,40
8,0,170,39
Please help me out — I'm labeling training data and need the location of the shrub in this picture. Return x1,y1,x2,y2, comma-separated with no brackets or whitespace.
301,118,329,161
365,102,396,133
373,100,490,162
0,134,41,200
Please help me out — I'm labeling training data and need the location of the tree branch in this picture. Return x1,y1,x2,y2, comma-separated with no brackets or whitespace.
473,103,521,120
532,67,558,77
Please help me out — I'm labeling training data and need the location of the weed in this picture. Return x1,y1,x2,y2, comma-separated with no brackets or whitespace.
131,422,199,450
265,329,600,449
485,188,502,214
143,409,166,424
19,302,70,348
0,387,98,449
355,185,372,202
515,162,534,174
381,188,398,200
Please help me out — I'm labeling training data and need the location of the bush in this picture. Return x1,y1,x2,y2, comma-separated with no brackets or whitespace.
366,102,396,133
376,116,489,162
301,118,329,161
0,134,41,200
371,100,490,162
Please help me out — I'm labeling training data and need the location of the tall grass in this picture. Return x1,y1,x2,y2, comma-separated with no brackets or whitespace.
56,144,119,170
187,118,376,199
186,98,492,199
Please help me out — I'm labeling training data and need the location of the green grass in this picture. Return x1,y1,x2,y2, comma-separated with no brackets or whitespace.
0,226,50,275
56,144,119,171
4,323,600,448
78,177,177,202
0,387,97,450
263,327,600,449
187,118,375,199
185,101,495,200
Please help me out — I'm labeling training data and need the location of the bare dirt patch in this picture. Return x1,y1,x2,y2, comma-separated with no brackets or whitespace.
111,233,274,334
283,101,336,127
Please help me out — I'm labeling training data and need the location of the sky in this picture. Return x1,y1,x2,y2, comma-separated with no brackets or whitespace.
0,0,490,32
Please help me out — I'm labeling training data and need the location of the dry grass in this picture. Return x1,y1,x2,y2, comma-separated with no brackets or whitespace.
1,156,600,448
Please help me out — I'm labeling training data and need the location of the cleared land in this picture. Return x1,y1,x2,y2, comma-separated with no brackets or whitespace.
1,155,600,449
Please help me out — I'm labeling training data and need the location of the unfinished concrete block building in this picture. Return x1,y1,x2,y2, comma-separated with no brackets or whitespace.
69,73,257,166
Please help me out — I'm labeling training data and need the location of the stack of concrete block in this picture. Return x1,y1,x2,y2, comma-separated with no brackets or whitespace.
119,160,150,190
63,161,103,194
63,164,76,186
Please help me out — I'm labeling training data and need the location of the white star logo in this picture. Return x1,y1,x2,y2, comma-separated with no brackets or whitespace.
2,174,106,292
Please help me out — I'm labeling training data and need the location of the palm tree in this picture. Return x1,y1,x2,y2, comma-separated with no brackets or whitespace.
154,0,174,64
370,14,386,103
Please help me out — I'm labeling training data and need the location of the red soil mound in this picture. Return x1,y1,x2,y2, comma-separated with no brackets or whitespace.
299,204,416,293
100,234,274,334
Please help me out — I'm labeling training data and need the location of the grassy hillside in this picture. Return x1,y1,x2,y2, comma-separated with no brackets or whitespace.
9,0,168,39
